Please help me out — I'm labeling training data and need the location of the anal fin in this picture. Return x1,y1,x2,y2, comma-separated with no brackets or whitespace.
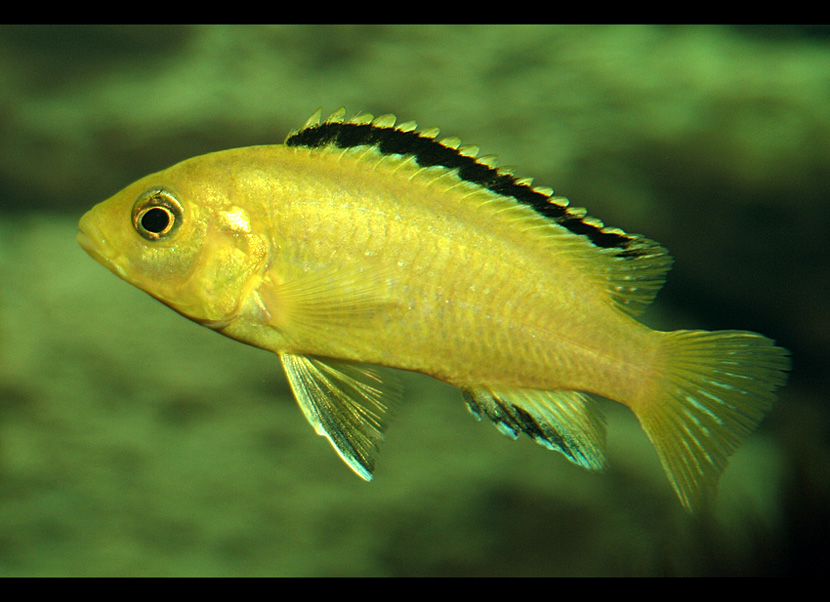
280,353,403,480
463,386,607,471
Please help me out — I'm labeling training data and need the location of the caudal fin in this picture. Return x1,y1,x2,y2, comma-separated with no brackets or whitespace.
634,330,790,512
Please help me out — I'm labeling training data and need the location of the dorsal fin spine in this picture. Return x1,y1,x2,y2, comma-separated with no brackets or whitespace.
284,110,656,259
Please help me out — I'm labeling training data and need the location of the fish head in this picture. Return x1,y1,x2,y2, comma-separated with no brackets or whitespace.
77,152,268,326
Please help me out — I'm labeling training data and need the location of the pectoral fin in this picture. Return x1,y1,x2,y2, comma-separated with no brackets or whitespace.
280,353,403,480
259,263,399,348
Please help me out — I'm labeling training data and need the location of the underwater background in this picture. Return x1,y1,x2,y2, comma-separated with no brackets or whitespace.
0,24,826,576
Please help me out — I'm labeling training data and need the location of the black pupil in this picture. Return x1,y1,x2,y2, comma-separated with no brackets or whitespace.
141,207,170,233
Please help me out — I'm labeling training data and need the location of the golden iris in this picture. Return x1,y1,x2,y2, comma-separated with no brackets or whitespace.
132,189,182,241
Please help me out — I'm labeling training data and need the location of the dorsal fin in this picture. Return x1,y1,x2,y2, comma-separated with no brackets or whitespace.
287,109,648,257
286,109,672,315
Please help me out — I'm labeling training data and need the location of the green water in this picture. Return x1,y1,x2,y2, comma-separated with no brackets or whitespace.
0,24,826,576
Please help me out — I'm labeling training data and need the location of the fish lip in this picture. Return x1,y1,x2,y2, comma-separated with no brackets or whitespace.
77,217,129,280
77,216,184,313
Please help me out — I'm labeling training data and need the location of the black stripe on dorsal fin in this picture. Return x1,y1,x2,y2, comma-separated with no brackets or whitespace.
285,109,650,258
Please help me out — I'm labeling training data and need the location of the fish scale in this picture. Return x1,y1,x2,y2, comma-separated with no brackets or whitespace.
77,108,790,512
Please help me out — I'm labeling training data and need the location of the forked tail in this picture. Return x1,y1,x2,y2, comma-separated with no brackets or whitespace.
633,330,790,512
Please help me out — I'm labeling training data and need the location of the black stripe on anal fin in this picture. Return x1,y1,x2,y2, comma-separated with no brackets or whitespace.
286,118,639,255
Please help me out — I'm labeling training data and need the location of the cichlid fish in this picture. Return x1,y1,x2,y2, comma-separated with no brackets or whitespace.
77,108,790,512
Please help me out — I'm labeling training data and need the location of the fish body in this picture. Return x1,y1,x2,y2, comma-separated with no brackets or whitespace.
78,109,790,511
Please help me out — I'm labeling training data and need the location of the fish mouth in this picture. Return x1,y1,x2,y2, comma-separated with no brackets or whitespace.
77,212,129,280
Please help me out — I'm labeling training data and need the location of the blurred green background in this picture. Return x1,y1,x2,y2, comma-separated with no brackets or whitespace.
0,24,827,576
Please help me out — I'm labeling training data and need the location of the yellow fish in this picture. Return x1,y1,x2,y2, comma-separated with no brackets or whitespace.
77,108,790,512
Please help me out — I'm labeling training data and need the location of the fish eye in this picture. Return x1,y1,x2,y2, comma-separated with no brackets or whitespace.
132,189,183,241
